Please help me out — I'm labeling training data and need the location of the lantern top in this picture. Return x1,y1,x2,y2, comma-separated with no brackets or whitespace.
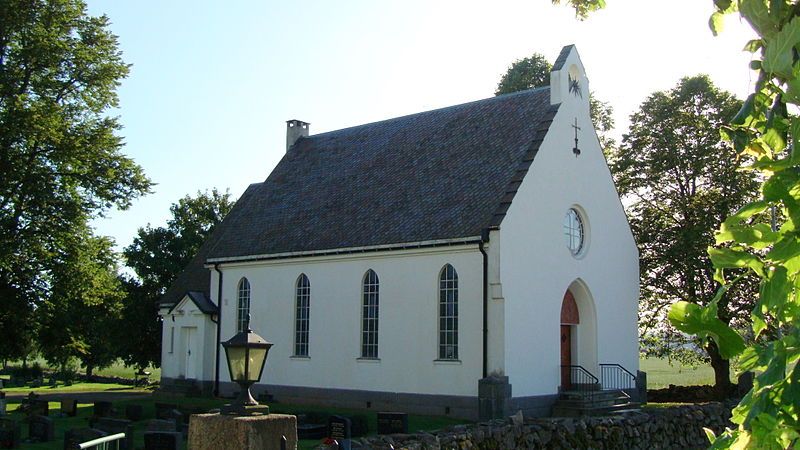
222,328,272,349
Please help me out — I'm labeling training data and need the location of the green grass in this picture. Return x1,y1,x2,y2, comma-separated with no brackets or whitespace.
2,359,160,381
640,356,732,389
2,381,148,394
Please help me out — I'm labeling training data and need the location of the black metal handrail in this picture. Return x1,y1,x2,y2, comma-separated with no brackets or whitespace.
599,363,636,390
561,364,600,401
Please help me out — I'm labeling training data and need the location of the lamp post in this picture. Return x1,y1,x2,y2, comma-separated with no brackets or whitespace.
221,317,273,415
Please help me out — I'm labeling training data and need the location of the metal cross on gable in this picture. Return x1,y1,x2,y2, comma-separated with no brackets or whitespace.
572,118,581,157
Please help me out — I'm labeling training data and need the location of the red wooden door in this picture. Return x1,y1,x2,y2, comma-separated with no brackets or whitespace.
560,325,571,389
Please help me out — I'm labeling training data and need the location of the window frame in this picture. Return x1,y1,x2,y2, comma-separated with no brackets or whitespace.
438,264,459,360
360,269,380,359
563,208,584,255
236,277,251,333
294,274,311,357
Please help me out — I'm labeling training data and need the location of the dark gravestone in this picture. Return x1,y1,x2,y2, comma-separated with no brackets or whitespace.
143,431,182,450
161,410,185,434
93,401,113,418
60,399,78,417
63,428,106,450
145,420,176,433
0,392,6,417
154,403,177,420
376,412,408,435
27,415,54,443
90,418,134,450
125,404,143,422
28,400,48,418
0,418,20,449
328,415,351,450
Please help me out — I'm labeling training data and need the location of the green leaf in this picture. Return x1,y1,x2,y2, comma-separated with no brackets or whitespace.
740,0,778,37
709,246,765,276
763,16,800,77
766,235,800,263
717,223,779,248
668,301,746,358
732,94,756,126
710,11,726,36
724,200,769,226
743,39,763,53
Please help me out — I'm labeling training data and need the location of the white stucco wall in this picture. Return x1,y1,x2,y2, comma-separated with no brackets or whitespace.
213,245,483,397
498,48,639,397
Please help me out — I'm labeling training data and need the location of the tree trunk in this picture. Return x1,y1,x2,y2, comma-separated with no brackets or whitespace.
86,364,94,379
706,340,733,399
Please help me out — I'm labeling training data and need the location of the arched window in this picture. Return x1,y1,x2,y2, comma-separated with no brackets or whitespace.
236,277,251,333
361,269,379,358
294,274,311,357
438,264,459,360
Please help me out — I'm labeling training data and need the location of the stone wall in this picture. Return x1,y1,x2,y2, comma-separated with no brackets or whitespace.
348,403,733,450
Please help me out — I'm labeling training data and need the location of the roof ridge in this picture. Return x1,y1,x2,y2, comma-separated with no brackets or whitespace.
310,86,550,139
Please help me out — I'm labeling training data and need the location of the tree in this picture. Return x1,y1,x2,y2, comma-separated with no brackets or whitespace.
37,231,124,377
614,75,760,393
554,0,800,447
495,52,617,151
0,0,151,360
120,189,234,369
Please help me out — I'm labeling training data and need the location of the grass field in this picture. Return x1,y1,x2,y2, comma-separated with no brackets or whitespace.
2,358,160,381
640,356,728,389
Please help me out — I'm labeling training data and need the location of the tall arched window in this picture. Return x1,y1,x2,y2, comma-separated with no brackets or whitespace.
237,277,251,333
361,269,379,358
439,264,459,360
294,274,311,357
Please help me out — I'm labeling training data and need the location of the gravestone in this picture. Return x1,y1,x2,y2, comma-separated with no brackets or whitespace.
161,409,185,434
93,401,112,418
377,412,408,435
63,428,106,450
125,404,143,422
89,418,133,450
143,431,182,450
27,415,54,443
60,399,78,417
145,420,177,433
154,403,178,420
327,415,351,450
0,392,6,417
0,418,20,449
28,401,48,418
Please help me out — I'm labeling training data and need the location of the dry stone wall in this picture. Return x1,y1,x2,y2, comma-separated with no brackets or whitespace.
348,403,733,450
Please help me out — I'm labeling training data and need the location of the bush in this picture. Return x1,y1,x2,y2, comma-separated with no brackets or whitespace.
9,363,43,381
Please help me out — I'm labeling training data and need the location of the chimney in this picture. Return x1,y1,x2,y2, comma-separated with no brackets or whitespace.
286,119,310,151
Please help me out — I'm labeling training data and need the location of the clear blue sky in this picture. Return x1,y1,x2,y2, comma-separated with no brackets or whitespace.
86,0,756,255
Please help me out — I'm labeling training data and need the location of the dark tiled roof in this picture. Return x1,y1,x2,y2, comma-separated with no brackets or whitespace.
168,291,219,315
159,184,263,306
205,87,559,260
552,44,576,71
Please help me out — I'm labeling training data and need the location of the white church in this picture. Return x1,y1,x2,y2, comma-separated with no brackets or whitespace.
158,45,640,420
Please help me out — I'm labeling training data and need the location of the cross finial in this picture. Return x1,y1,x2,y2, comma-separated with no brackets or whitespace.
572,118,581,157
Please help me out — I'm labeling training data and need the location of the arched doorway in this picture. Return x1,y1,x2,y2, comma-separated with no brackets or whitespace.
560,290,579,389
